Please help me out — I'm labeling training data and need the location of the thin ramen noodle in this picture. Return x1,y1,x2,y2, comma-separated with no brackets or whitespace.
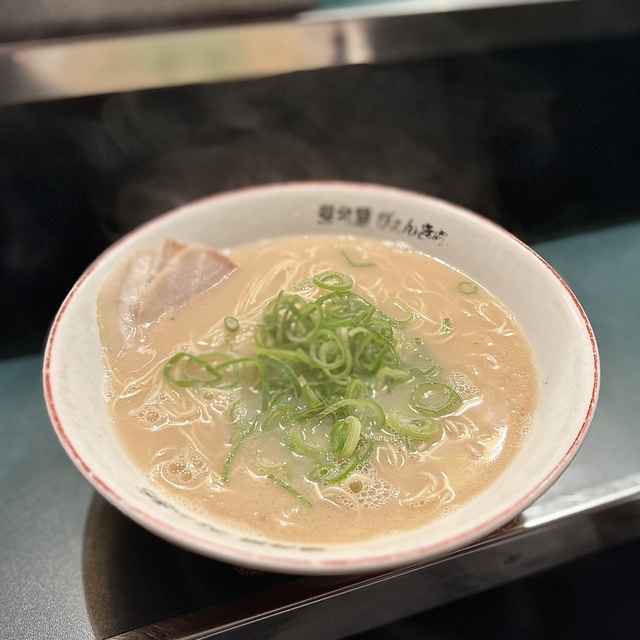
99,236,537,544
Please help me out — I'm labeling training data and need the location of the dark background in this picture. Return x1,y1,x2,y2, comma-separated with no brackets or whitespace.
352,536,640,639
1,33,639,357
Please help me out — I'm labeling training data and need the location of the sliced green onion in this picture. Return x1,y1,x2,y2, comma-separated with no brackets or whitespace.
387,411,439,439
341,249,375,268
458,281,478,295
313,271,354,292
266,474,313,508
307,328,352,374
309,439,373,485
260,405,293,432
163,352,222,388
308,463,336,483
330,416,361,458
224,316,240,332
297,374,324,407
375,366,412,391
255,455,286,474
288,423,323,457
229,416,259,444
289,304,322,344
317,398,385,433
164,353,264,390
345,377,369,399
411,382,460,417
441,317,452,333
221,439,243,482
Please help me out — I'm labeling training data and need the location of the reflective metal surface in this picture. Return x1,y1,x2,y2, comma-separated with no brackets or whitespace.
0,0,315,44
110,502,640,640
308,0,576,21
2,0,640,106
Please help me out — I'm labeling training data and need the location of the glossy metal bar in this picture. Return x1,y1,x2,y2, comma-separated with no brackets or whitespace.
111,501,640,639
2,0,640,106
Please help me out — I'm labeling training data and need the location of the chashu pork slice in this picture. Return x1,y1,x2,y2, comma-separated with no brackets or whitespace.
137,242,236,326
98,247,156,359
98,240,236,359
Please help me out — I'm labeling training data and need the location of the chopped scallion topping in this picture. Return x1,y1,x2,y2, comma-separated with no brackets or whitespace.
224,316,240,332
458,281,478,295
164,271,462,506
313,271,354,292
411,382,460,417
266,474,313,509
341,249,376,268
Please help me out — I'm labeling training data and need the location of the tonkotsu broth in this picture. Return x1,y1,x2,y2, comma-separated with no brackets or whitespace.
102,236,537,544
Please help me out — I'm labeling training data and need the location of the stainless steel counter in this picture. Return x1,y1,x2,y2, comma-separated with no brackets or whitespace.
1,217,639,639
2,0,640,106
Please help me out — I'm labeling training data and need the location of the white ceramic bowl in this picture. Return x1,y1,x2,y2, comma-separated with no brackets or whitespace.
44,182,599,574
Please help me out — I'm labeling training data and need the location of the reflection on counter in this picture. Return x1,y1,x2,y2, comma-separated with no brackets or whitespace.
81,494,296,638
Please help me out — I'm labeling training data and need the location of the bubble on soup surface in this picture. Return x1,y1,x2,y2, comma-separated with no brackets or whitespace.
321,487,358,511
445,371,480,400
350,469,399,510
349,480,363,493
157,447,209,489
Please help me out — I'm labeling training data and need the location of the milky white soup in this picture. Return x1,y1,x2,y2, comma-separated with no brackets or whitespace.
100,236,537,545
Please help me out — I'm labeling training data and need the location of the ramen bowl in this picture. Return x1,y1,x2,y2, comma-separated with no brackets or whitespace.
44,182,599,574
